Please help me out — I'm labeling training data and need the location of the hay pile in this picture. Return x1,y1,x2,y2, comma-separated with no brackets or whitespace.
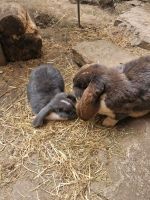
0,88,124,199
0,24,146,199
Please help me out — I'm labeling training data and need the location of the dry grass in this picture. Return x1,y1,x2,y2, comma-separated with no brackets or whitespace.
0,20,147,199
0,89,124,199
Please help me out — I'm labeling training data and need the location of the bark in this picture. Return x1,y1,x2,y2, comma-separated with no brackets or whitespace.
0,3,42,62
0,43,6,66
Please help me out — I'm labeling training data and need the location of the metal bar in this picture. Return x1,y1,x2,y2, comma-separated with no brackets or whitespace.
77,0,81,27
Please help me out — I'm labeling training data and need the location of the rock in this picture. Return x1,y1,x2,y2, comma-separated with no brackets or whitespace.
127,0,142,6
0,2,42,62
0,43,6,66
114,7,150,50
69,0,114,7
91,117,150,200
72,40,137,68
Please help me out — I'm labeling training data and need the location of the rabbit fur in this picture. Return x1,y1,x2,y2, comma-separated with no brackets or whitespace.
73,56,150,127
27,64,77,127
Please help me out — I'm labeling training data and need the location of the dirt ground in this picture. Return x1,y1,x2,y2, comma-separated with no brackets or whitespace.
0,0,150,200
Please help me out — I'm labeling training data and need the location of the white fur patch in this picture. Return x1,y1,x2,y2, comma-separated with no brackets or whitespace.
98,94,115,118
102,117,118,127
82,72,90,75
60,100,71,106
46,112,67,121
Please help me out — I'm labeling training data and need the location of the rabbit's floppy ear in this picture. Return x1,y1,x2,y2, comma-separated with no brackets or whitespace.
73,66,94,99
76,77,105,121
66,94,77,104
32,102,53,128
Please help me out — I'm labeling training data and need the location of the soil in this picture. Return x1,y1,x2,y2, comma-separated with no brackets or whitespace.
0,0,149,200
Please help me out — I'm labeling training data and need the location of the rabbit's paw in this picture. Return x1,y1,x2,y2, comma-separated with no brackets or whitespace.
32,116,44,128
102,117,118,127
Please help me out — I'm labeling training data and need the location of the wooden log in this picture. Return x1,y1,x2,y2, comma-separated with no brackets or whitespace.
0,43,6,66
0,3,27,36
1,34,42,61
0,2,42,62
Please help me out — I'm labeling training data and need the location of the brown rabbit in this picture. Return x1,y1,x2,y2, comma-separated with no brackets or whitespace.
73,56,150,127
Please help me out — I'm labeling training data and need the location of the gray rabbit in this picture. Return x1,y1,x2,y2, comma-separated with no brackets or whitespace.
27,64,77,127
73,56,150,127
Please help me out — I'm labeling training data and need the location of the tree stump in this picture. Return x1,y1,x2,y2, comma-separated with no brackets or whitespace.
0,3,42,62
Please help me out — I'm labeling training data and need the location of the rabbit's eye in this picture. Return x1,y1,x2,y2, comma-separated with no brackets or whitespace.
58,108,64,113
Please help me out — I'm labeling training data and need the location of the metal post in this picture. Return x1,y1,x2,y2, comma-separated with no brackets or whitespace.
77,0,81,27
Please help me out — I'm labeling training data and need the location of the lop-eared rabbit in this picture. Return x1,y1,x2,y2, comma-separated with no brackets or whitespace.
73,56,150,127
27,64,77,127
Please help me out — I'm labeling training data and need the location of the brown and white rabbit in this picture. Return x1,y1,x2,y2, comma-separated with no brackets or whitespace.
73,56,150,127
27,64,77,128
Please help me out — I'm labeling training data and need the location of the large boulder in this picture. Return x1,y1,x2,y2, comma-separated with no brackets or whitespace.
114,7,150,50
0,3,42,62
72,40,138,68
91,115,150,200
